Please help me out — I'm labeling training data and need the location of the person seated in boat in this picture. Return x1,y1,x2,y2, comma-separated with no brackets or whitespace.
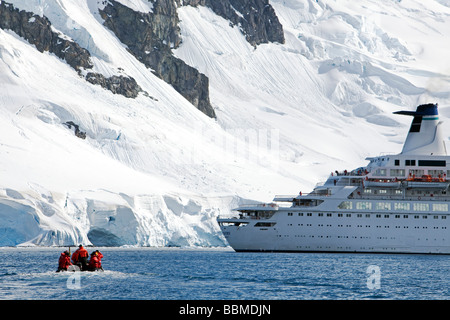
56,250,72,272
94,250,103,269
72,244,89,271
88,250,103,271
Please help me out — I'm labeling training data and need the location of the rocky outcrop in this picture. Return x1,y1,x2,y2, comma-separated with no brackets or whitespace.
98,0,284,118
0,1,92,71
0,1,143,99
99,0,216,118
85,72,142,99
181,0,285,47
63,121,87,139
1,0,285,116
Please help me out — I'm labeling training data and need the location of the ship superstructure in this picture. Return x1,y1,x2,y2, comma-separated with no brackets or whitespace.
218,103,450,254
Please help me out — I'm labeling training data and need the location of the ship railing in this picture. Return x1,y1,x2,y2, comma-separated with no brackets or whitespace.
273,195,299,201
217,212,276,220
217,214,243,220
274,191,332,199
237,203,280,208
274,192,326,198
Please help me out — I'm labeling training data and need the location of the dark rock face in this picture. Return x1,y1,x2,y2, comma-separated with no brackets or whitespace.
86,73,142,99
100,0,216,118
0,1,92,71
1,0,285,118
0,1,143,99
182,0,285,47
63,121,87,139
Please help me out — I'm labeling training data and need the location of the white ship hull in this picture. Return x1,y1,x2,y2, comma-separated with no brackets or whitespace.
218,104,450,255
218,203,450,254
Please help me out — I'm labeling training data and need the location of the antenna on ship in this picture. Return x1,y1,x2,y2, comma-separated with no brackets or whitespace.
393,103,447,156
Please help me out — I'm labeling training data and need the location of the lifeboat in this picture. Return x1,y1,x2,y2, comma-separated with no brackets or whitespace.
363,179,401,188
405,175,449,189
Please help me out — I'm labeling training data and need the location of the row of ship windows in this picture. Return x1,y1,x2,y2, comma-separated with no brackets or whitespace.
286,223,447,229
277,235,447,242
376,167,449,176
338,201,449,212
287,212,448,219
290,246,442,251
293,247,396,251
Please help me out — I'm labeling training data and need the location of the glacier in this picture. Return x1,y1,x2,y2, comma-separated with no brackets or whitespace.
1,0,450,247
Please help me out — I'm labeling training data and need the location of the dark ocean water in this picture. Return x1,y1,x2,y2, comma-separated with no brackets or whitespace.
0,247,449,301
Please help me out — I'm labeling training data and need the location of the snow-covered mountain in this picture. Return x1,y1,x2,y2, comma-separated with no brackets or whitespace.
1,0,450,247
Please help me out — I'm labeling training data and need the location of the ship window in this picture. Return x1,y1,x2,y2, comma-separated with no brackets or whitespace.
413,203,430,211
390,169,405,176
432,204,448,211
395,159,400,166
375,202,391,210
356,202,372,210
429,170,445,177
254,222,276,227
394,202,410,210
297,199,324,207
338,201,352,209
418,160,446,167
409,169,424,176
405,160,416,166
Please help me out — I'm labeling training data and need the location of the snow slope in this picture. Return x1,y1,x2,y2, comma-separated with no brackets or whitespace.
1,0,450,246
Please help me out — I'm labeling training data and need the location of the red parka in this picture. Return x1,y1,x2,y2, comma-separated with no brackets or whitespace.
72,246,88,263
88,255,101,270
96,252,103,268
58,252,72,269
88,251,103,270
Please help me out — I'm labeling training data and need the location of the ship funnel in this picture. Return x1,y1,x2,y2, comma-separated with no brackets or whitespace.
394,103,447,155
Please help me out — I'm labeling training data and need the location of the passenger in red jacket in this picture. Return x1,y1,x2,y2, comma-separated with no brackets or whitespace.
88,250,103,271
95,250,103,269
72,245,89,271
56,251,72,272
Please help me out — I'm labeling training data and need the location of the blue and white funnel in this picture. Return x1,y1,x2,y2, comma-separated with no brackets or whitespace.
394,103,447,155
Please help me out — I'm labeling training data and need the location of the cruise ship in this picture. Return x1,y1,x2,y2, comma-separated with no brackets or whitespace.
218,103,450,254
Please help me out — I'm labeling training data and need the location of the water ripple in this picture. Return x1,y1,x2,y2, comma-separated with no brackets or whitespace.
0,248,449,300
